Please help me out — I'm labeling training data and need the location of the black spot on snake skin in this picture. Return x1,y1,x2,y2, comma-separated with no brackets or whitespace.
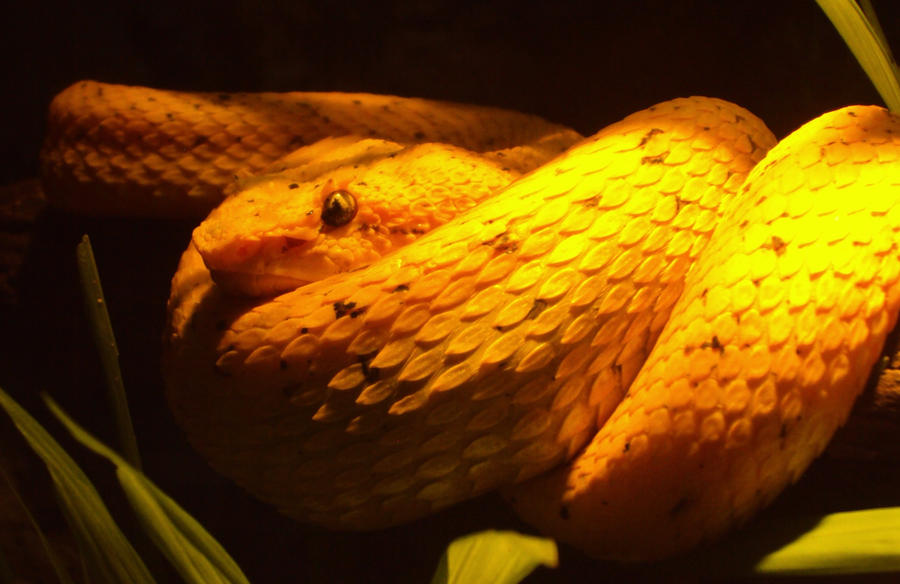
333,301,357,318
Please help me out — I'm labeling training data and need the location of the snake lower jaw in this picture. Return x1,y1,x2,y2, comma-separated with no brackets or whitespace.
199,234,326,297
208,269,313,298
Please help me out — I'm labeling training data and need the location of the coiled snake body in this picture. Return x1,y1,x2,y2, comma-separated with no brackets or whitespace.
41,81,900,560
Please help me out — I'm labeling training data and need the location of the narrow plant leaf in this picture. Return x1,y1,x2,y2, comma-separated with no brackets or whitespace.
754,507,900,575
0,387,155,584
816,0,900,112
857,0,893,62
429,530,557,584
0,466,75,584
43,395,251,584
76,234,142,470
117,471,231,583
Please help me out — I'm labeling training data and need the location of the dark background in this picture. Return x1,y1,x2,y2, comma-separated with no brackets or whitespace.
1,1,899,582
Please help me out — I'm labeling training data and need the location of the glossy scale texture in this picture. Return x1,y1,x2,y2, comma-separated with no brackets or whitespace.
41,80,900,560
163,96,776,540
40,81,578,217
509,104,900,559
192,139,523,296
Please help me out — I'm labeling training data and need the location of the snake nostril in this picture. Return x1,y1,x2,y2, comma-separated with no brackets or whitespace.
321,189,357,228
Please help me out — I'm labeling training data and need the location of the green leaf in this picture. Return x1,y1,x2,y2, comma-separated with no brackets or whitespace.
429,530,558,584
0,466,75,584
76,234,142,470
816,0,900,112
857,0,893,58
43,395,251,584
0,386,156,584
754,507,900,575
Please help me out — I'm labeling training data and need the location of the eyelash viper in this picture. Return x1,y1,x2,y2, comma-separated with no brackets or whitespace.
41,80,900,560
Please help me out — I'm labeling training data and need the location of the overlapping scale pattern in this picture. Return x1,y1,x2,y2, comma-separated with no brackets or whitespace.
40,81,580,217
164,96,775,531
193,141,520,296
509,105,900,559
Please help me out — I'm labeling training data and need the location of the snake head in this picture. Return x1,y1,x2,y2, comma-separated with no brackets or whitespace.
192,139,517,297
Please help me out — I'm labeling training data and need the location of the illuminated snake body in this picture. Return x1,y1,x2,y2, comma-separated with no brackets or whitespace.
41,81,900,560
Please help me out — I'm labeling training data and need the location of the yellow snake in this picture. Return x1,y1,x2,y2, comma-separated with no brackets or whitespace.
41,80,900,560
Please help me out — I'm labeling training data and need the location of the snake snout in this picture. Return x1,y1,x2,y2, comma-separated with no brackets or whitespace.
282,236,309,249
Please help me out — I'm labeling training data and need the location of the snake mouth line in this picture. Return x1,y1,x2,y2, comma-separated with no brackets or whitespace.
208,267,312,298
202,231,379,297
196,228,327,296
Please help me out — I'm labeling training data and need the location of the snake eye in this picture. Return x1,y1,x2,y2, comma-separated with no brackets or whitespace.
321,189,357,228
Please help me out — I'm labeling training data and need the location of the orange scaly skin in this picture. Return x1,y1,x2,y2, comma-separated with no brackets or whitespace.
508,105,900,559
194,140,520,296
44,79,900,560
40,81,579,218
163,97,776,535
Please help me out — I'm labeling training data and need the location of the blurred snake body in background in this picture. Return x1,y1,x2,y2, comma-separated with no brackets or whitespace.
40,81,900,559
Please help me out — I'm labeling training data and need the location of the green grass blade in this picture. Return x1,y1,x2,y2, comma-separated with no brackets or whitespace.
50,477,123,583
0,466,75,584
816,0,900,112
429,530,558,584
76,234,142,470
857,0,892,59
0,387,155,584
754,507,900,575
43,396,251,584
116,470,233,584
138,476,249,583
